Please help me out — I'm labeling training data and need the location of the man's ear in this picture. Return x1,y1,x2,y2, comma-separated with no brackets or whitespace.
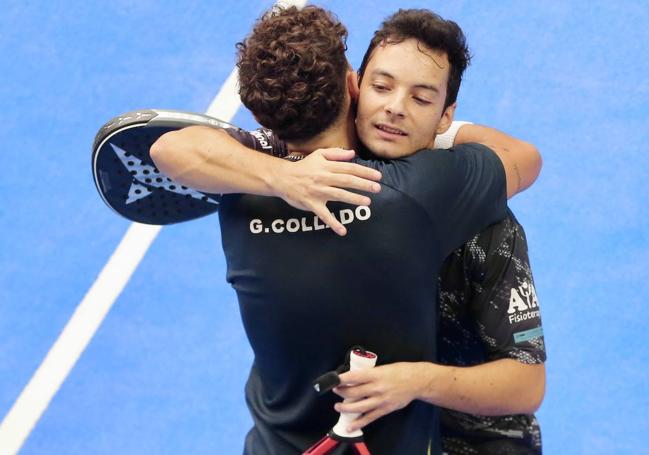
436,102,457,134
347,70,360,102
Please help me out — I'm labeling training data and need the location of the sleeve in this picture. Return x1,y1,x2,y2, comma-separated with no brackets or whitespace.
467,213,546,364
395,143,508,257
224,127,289,157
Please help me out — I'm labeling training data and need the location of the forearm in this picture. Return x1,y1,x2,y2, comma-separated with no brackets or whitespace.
415,359,545,415
150,125,285,195
151,125,382,235
454,124,542,198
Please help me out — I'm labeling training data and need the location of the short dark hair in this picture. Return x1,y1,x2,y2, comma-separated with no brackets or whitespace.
358,9,471,109
236,5,349,141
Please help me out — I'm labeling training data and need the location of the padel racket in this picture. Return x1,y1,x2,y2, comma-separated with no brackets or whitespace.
92,109,237,225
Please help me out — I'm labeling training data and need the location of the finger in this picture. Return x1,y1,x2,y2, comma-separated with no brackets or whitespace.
329,162,382,181
338,370,373,386
325,174,381,194
333,383,375,400
332,385,361,399
335,397,381,415
318,148,356,162
347,408,387,432
311,205,347,236
320,188,372,207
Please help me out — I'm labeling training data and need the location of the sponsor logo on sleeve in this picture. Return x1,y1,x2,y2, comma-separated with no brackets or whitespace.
250,129,273,151
513,327,544,343
507,281,540,324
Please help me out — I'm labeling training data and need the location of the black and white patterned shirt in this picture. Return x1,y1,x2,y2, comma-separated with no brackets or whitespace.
438,211,545,454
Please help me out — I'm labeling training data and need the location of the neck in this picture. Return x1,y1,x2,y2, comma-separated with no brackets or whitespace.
286,106,358,155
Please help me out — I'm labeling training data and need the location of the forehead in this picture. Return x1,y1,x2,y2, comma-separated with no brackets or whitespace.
365,38,450,88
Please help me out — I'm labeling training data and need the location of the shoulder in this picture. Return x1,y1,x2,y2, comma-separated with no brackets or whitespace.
403,143,499,168
459,210,525,282
472,210,524,252
355,143,497,168
224,127,288,156
354,144,498,193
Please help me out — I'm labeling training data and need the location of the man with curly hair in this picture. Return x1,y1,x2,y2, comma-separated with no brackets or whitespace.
152,5,544,455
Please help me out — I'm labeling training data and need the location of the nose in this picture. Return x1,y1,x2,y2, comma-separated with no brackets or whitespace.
384,91,406,119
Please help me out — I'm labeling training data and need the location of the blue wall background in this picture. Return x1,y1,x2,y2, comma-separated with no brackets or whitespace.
1,1,647,453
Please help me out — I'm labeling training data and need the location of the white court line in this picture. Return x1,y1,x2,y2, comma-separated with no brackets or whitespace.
0,0,306,450
0,80,240,455
0,86,240,455
0,223,162,455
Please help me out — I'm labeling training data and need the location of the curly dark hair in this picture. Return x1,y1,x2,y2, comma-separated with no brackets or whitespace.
358,9,471,109
236,5,349,142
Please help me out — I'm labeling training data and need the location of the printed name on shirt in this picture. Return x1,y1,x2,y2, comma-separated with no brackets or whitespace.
250,206,371,234
250,129,273,150
507,281,540,324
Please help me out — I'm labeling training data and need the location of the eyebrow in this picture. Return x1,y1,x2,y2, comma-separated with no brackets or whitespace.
370,70,440,93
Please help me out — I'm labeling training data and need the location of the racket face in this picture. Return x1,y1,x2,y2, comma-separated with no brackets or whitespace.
92,110,232,225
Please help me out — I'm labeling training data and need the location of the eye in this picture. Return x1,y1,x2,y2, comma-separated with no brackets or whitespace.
413,97,432,105
372,83,389,92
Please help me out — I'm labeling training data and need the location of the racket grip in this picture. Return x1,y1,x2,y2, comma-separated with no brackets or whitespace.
331,348,377,438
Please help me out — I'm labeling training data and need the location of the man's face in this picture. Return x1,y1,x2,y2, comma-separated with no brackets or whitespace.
355,38,454,159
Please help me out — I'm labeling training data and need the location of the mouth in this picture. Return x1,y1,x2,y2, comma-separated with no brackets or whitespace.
374,123,407,137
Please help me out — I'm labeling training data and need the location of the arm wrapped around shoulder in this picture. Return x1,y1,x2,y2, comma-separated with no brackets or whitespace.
398,144,508,257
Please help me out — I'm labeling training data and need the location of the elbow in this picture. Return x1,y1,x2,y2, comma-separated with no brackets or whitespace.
519,141,542,192
497,362,545,415
523,364,546,414
149,134,166,162
150,131,180,180
525,386,545,414
528,142,543,183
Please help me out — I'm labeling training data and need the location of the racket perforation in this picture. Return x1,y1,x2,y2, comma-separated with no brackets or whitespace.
93,111,221,224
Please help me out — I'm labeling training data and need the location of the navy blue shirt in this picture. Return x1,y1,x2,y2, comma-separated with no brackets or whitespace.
218,144,507,455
